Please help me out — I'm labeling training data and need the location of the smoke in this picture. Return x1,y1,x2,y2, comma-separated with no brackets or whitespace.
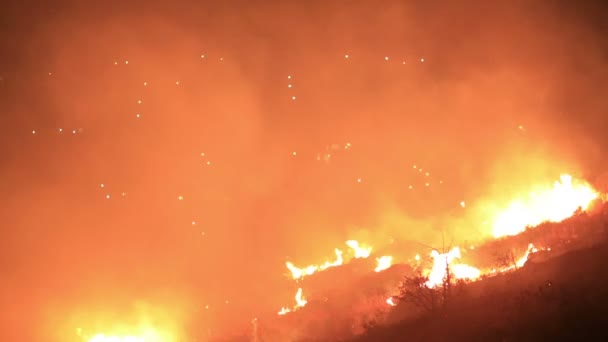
1,0,608,340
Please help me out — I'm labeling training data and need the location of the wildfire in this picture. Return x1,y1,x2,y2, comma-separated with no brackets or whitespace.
425,247,480,288
278,288,308,315
271,173,604,324
375,256,393,272
492,174,598,237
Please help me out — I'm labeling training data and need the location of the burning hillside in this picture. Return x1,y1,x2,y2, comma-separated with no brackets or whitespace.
234,174,604,341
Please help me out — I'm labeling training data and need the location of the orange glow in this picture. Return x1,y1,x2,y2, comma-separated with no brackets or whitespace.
374,256,393,272
491,174,598,237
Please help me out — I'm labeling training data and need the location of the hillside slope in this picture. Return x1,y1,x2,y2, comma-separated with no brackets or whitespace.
351,238,608,342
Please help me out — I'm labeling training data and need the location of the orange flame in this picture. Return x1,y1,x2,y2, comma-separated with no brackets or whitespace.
492,174,598,237
374,256,393,272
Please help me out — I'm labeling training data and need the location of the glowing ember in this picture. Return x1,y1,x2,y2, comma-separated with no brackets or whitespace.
492,174,598,237
374,256,393,272
278,288,308,315
425,247,480,288
346,240,372,258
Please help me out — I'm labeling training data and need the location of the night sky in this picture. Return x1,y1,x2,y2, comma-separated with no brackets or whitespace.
1,1,608,340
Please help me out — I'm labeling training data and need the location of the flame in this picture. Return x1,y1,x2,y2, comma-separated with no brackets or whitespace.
285,248,344,280
277,288,308,316
294,288,307,308
284,240,373,280
425,247,480,288
277,307,291,316
346,240,372,258
375,256,393,272
492,174,598,237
